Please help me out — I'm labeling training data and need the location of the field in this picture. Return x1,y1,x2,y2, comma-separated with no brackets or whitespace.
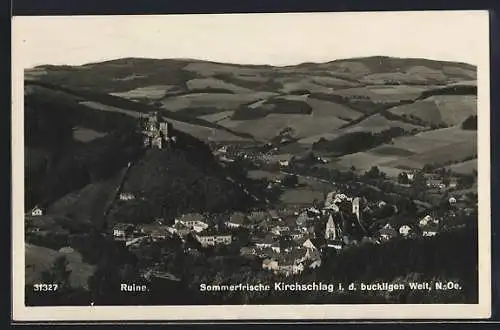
298,113,423,145
25,243,95,289
160,92,276,111
110,85,177,100
331,85,431,102
219,113,347,141
328,126,477,176
279,188,324,205
445,159,478,175
389,95,477,126
306,97,363,120
72,127,108,142
185,77,254,93
198,111,235,123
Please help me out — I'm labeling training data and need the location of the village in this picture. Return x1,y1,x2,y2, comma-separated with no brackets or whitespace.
25,113,478,283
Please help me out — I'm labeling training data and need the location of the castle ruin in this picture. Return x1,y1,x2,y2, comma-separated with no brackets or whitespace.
140,111,175,149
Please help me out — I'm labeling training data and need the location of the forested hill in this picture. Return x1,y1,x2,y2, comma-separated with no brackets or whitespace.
25,83,256,225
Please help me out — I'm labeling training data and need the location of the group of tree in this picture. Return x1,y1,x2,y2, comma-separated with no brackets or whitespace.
312,127,408,156
461,115,477,130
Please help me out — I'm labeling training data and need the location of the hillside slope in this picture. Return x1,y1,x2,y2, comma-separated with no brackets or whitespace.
25,82,257,223
26,56,477,144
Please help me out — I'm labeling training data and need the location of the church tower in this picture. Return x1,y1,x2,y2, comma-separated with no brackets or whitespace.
325,214,337,240
352,197,360,221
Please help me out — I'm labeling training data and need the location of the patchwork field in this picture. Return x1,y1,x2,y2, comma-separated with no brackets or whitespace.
110,85,177,100
389,95,477,126
306,97,363,120
218,113,347,141
298,113,423,145
185,77,254,93
160,92,277,111
330,126,477,176
331,85,431,102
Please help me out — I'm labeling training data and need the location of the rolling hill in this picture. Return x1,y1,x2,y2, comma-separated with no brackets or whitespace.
25,55,478,181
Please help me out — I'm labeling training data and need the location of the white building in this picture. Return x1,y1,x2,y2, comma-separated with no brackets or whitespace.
196,233,232,247
30,206,43,216
399,225,412,237
119,192,135,201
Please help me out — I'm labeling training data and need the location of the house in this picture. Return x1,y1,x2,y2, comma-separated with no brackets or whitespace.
406,172,415,181
399,225,412,237
240,247,257,257
271,225,290,236
422,223,439,237
254,234,277,249
119,192,135,201
449,197,457,205
195,230,232,247
177,213,209,233
378,201,387,208
295,237,317,251
307,207,322,215
296,211,310,226
138,224,170,240
290,230,305,240
271,242,281,254
379,224,398,241
112,223,134,239
30,206,44,216
426,176,446,190
126,236,149,247
323,203,340,213
262,259,279,272
277,248,309,276
248,210,267,223
326,239,343,250
448,177,458,189
309,259,322,269
217,146,228,154
225,212,246,229
335,193,348,201
419,215,434,227
279,160,290,167
167,221,191,238
268,209,280,220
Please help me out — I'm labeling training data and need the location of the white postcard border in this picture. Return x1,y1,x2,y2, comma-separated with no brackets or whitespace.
11,11,492,321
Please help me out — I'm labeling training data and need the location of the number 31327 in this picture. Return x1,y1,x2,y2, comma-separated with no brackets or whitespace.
33,283,59,292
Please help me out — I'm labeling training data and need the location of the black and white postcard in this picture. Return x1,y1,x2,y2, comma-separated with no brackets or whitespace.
12,11,491,321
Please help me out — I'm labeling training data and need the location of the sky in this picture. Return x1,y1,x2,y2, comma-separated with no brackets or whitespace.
12,11,489,68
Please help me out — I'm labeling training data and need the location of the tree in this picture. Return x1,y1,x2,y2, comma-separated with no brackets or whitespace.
461,115,477,130
282,174,299,188
363,166,384,180
398,172,410,185
411,171,427,198
41,255,72,291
